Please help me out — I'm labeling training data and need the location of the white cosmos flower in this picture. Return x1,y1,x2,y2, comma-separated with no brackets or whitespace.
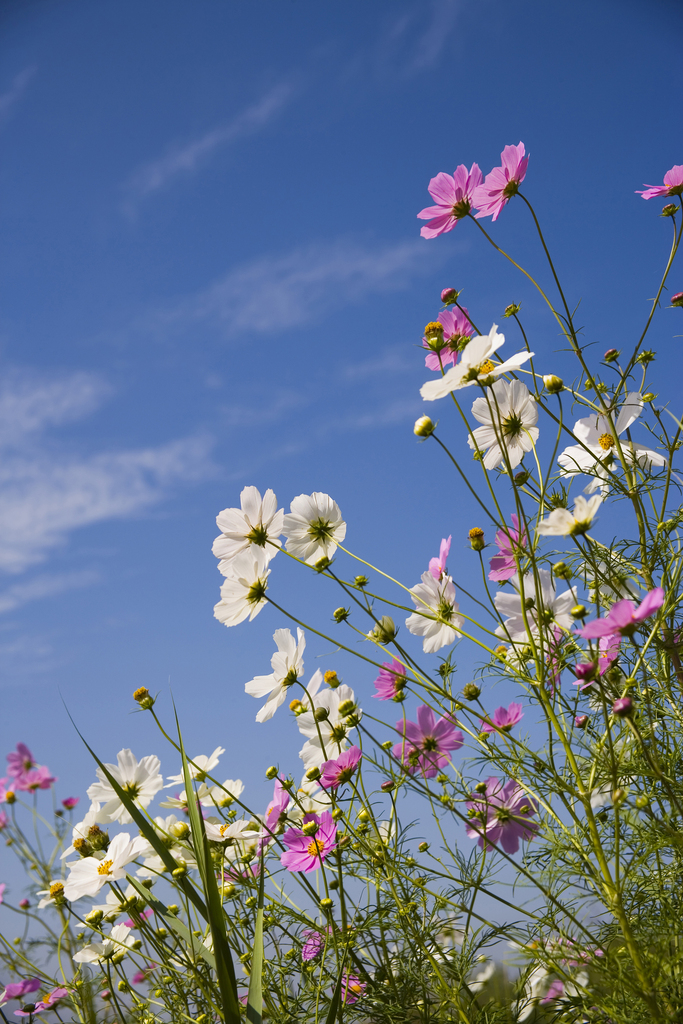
60,802,101,860
202,818,263,843
37,879,66,909
64,832,147,901
288,777,333,821
282,492,346,565
406,572,463,653
213,486,284,573
297,684,359,745
87,750,163,825
299,735,350,770
135,814,198,879
558,393,666,488
166,747,225,786
420,324,534,400
245,628,306,722
467,380,538,470
73,923,136,965
214,547,270,627
160,778,244,810
537,495,602,536
89,883,140,920
494,569,574,644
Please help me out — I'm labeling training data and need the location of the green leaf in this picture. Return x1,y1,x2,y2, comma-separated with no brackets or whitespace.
246,852,265,1024
125,874,216,970
176,711,241,1024
324,949,348,1024
66,710,208,920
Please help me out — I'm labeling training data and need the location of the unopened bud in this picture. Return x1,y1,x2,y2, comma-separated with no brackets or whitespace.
331,807,344,820
574,714,588,730
612,697,632,717
418,841,429,852
301,820,318,837
514,470,530,486
503,302,521,318
380,780,395,792
21,1007,36,1015
468,527,485,551
462,683,481,700
441,287,459,304
18,899,29,909
133,687,155,709
571,605,587,619
319,897,333,911
612,787,627,806
553,560,572,580
324,670,341,687
636,350,655,365
5,791,16,805
111,952,126,965
314,556,331,572
671,291,683,307
494,644,507,661
543,374,564,394
337,699,355,716
313,706,329,722
333,607,349,623
167,904,180,913
642,392,656,403
475,782,488,794
305,766,321,782
85,909,103,925
265,765,278,780
603,348,620,362
357,808,370,822
170,821,190,840
662,204,678,218
369,616,396,645
414,415,435,438
172,860,188,878
635,794,649,809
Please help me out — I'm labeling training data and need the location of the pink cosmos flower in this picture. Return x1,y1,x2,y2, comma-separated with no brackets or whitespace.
636,164,683,200
473,143,529,222
15,988,69,1016
281,811,337,873
264,778,290,835
573,632,621,691
393,705,463,778
373,659,407,700
124,907,154,928
575,714,588,729
417,163,483,238
429,536,452,580
480,702,523,734
320,746,362,789
13,766,57,793
578,588,664,640
423,308,474,371
0,778,15,803
488,514,527,582
0,883,5,904
341,974,366,1005
61,797,79,810
466,777,538,854
132,966,156,985
0,980,41,1007
302,926,332,961
541,979,565,1004
6,744,35,780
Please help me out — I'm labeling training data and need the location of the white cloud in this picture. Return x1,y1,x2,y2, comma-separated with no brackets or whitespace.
0,571,100,615
150,237,443,338
0,373,215,575
123,83,293,203
376,1,460,79
0,66,36,121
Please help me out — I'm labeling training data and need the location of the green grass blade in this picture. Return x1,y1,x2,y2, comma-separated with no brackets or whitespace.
125,874,216,970
324,949,348,1024
246,853,265,1024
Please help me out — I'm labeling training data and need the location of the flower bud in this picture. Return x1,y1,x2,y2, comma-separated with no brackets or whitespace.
314,556,331,572
543,374,564,394
319,898,333,911
574,714,588,730
88,825,110,851
337,699,356,716
603,348,620,362
86,909,104,926
414,415,435,438
380,780,394,792
314,706,329,722
503,302,521,318
302,820,318,836
642,392,656,403
468,527,485,551
354,575,369,587
662,204,678,217
289,699,304,714
552,560,573,580
636,350,655,365
462,683,481,700
19,898,29,909
392,691,406,703
172,861,188,878
167,903,180,913
514,470,530,486
357,808,370,822
21,1006,36,1015
494,644,507,661
118,981,130,993
133,687,155,710
612,697,632,717
305,766,321,782
441,287,459,304
671,292,683,307
265,765,278,780
418,841,429,852
369,616,396,645
333,607,349,624
324,670,341,687
170,821,190,840
328,877,339,889
571,605,587,619
635,794,649,809
475,782,488,794
5,791,16,805
423,321,444,343
111,952,126,965
612,787,627,806
331,807,344,820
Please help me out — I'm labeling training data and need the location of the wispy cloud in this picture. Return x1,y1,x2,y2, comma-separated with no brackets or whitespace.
341,349,415,380
0,373,215,574
375,1,460,79
0,65,36,122
0,571,99,615
123,83,293,205
149,237,443,338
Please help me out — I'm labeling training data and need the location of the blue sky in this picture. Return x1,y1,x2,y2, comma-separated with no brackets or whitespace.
0,0,682,818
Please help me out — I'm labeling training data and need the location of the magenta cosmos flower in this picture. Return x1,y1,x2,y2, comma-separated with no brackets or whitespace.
573,634,621,691
480,702,523,734
466,777,538,854
6,744,36,780
393,705,463,778
264,778,290,833
473,143,529,222
15,987,70,1016
341,974,366,1005
417,163,483,238
0,979,40,1007
423,307,474,371
280,811,337,873
62,796,79,810
488,514,527,582
14,765,56,792
320,746,362,789
301,926,332,961
373,658,407,700
578,587,664,640
637,164,683,200
429,536,452,580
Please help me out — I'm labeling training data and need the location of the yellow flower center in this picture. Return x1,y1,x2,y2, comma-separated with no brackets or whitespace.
478,359,495,374
97,859,114,876
49,882,64,897
468,527,484,540
598,433,615,451
424,322,444,338
306,838,325,858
